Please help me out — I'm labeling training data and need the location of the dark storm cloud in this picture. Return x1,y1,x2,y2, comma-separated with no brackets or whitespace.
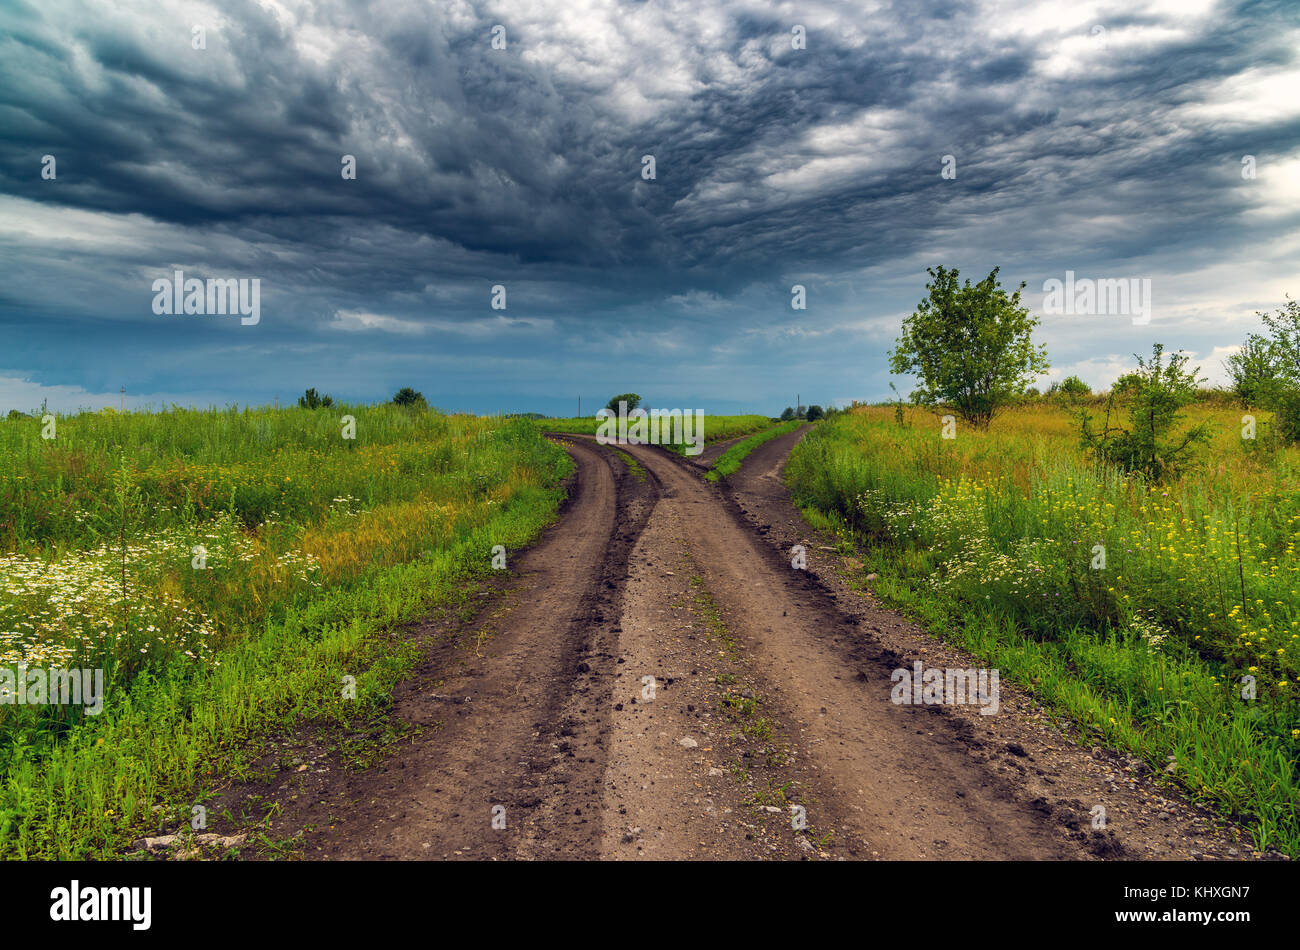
0,0,1298,413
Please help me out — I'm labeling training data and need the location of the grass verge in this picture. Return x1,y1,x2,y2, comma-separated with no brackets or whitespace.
705,420,805,482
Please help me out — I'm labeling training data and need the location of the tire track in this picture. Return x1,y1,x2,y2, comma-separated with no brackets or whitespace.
219,426,1255,861
604,435,1084,859
250,436,657,859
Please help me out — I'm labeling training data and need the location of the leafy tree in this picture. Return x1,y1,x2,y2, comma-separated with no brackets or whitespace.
1225,297,1300,443
1225,336,1283,408
1058,375,1090,397
1078,344,1210,480
779,406,796,421
1259,295,1300,377
392,387,427,408
805,404,824,421
605,393,641,414
889,266,1049,429
298,388,333,409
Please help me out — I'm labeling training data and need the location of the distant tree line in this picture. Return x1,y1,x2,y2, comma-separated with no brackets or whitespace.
295,387,429,410
779,405,824,422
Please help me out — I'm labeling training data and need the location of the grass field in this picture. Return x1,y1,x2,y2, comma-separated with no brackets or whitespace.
0,405,572,858
787,403,1300,855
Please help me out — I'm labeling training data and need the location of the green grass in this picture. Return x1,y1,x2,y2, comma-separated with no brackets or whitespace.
0,404,572,858
787,404,1300,856
705,420,805,482
611,449,647,482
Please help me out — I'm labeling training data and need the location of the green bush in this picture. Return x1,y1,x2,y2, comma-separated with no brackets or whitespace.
1078,344,1211,480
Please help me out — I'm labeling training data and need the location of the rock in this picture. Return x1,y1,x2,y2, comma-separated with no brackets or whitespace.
678,737,698,748
865,573,878,581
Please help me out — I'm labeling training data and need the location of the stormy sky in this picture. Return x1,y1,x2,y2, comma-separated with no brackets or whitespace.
1,0,1298,415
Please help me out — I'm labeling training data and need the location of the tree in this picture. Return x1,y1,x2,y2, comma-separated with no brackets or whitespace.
779,406,796,421
298,388,333,409
1226,296,1300,443
889,266,1049,429
604,393,641,414
1078,344,1210,480
392,387,427,408
805,404,825,421
1058,375,1091,397
1224,336,1283,409
1259,295,1300,378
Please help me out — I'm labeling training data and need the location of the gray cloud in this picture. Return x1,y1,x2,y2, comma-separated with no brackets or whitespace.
0,0,1298,413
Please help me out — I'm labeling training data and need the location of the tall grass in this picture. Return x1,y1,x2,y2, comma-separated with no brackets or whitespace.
0,405,572,857
787,404,1300,854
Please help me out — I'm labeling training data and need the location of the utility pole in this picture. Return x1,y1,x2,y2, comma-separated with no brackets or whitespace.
120,386,124,412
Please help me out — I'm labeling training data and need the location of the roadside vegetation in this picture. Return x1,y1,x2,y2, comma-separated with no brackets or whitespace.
706,420,805,482
0,402,571,857
787,278,1300,856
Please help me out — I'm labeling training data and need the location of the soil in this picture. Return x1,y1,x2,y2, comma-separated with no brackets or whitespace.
164,427,1274,861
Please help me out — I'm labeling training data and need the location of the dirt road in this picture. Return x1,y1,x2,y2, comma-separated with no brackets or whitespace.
209,427,1260,860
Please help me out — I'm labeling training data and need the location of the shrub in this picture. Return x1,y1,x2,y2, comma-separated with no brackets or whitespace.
1078,344,1210,480
1055,375,1091,398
